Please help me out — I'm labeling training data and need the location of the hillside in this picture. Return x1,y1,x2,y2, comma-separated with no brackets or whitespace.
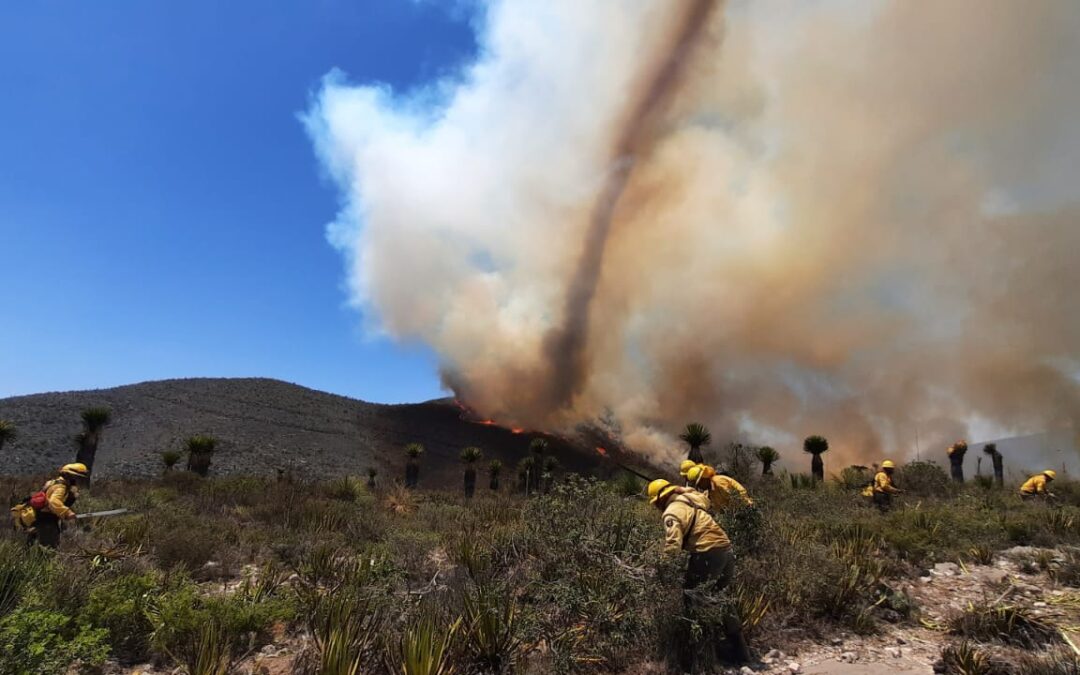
0,378,618,483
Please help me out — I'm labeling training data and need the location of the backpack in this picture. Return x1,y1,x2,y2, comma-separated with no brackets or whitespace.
28,491,48,511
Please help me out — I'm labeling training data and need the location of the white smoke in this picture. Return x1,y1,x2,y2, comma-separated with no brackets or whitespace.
306,0,1080,468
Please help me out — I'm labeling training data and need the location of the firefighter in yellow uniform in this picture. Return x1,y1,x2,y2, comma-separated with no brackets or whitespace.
13,463,86,548
679,459,698,486
870,460,901,512
1020,470,1056,500
686,464,753,511
648,478,751,667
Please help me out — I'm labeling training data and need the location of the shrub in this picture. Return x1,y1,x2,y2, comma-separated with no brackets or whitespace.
392,606,460,675
460,583,522,673
0,607,109,675
80,571,160,661
896,461,951,497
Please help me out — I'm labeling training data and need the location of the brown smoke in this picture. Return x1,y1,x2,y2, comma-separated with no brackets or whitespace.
541,0,723,414
309,0,1080,469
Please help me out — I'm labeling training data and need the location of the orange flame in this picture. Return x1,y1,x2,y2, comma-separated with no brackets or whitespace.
511,427,525,434
596,446,609,457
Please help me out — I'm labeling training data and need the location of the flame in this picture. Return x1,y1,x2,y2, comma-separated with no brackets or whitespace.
511,427,525,434
478,419,496,426
596,446,609,457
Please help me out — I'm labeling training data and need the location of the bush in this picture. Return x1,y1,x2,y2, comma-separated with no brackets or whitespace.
947,602,1060,649
0,607,109,675
896,461,951,497
80,571,160,661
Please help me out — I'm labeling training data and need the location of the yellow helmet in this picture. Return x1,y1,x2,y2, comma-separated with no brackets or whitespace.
679,460,697,477
647,478,678,505
686,465,704,484
60,463,89,478
881,460,896,469
698,464,716,481
1044,470,1057,480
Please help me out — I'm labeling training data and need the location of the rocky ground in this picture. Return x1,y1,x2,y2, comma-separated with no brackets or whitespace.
100,545,1079,675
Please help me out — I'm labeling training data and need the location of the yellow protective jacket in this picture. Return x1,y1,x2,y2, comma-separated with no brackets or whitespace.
662,489,731,555
1020,474,1050,496
43,478,77,519
708,475,753,510
873,471,900,495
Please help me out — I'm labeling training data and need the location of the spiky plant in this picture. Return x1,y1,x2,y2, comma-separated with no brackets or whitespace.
75,406,112,476
803,435,829,482
948,440,968,483
310,592,384,675
394,607,461,675
679,423,711,464
161,450,182,472
755,446,779,476
405,443,424,488
527,438,548,493
460,584,522,673
488,460,502,491
517,456,536,495
0,420,16,453
185,435,217,477
461,447,482,498
983,443,1003,487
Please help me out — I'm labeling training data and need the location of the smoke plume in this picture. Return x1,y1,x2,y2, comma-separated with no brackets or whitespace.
306,0,1080,468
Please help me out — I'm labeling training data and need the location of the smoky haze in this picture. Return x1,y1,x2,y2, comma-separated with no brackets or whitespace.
306,0,1080,468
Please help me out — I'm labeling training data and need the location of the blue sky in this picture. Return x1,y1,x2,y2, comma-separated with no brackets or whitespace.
0,0,477,402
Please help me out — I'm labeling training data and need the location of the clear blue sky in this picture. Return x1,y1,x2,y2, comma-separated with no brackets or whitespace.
0,1,476,402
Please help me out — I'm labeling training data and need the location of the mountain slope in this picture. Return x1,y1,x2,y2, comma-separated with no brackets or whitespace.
0,378,613,483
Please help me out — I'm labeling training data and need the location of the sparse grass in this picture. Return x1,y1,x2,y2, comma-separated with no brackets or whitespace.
947,602,1061,649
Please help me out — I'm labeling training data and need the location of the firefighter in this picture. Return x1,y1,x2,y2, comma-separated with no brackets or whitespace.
23,463,86,548
687,464,753,511
679,459,698,486
648,478,751,667
1020,470,1057,500
871,460,902,512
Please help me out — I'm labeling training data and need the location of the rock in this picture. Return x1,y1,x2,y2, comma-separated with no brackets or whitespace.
933,562,960,576
1035,601,1048,607
765,649,783,660
840,652,857,663
976,568,1009,585
896,636,908,645
741,667,755,675
831,637,843,646
787,662,801,673
885,647,902,658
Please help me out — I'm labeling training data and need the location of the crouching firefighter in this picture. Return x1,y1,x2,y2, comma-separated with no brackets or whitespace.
868,460,901,512
648,478,751,668
10,463,87,548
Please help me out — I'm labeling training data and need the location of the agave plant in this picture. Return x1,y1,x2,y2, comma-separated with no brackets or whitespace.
679,423,711,463
162,450,182,472
755,446,779,476
0,420,16,453
803,435,829,482
185,435,217,477
393,607,461,675
405,443,424,488
75,406,112,476
460,584,522,673
310,592,384,675
461,447,482,498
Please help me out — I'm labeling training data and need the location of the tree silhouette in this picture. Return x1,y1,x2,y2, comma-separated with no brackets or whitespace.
679,423,711,464
803,435,829,482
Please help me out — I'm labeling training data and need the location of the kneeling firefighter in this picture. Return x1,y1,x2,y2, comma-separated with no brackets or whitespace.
1020,470,1056,500
686,464,753,511
648,478,751,668
868,460,901,512
10,463,87,548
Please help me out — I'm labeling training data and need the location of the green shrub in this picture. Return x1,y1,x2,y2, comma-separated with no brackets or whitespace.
80,571,160,661
896,461,951,497
0,607,109,675
947,602,1060,649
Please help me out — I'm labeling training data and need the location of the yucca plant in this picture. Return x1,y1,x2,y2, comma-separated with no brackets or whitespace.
528,438,548,493
405,443,424,488
392,607,461,675
76,406,112,476
803,435,829,482
948,440,968,483
185,435,217,477
311,592,384,675
679,423,711,463
983,443,1004,487
541,455,559,493
516,457,536,495
0,420,16,453
165,620,233,675
367,467,377,490
162,450,182,472
755,446,779,476
461,447,482,498
460,585,522,673
488,460,502,491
